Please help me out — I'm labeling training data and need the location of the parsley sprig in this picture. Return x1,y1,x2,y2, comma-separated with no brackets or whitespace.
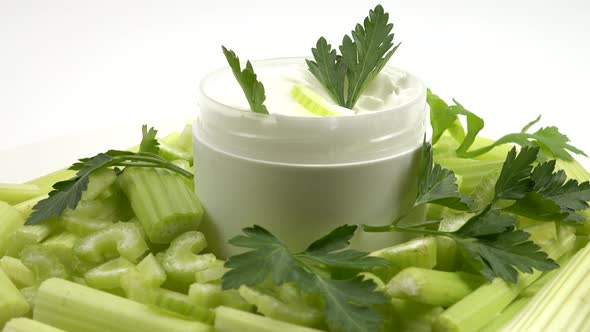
25,125,193,225
222,46,269,114
222,225,391,332
307,5,399,109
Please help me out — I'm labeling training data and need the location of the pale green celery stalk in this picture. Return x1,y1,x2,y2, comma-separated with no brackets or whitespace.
74,222,148,264
479,297,530,332
238,285,324,328
214,306,325,332
136,253,167,287
4,222,56,258
60,216,114,236
370,237,437,269
386,267,484,307
118,167,203,244
13,195,47,219
34,278,212,332
0,184,42,205
501,242,590,332
84,257,134,289
188,283,253,312
194,260,227,284
81,168,117,201
0,257,35,288
390,298,444,332
160,231,217,285
434,236,459,271
25,169,76,194
0,268,30,327
148,287,214,323
42,232,79,272
435,158,503,194
2,317,65,332
0,202,25,256
521,255,572,297
433,234,575,332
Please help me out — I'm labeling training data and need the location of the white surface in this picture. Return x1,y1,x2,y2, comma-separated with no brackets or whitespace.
1,0,589,181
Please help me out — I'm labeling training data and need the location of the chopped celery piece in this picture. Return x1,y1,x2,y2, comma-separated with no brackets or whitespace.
214,306,325,332
14,195,47,219
160,231,217,284
0,183,42,205
194,260,227,284
386,267,484,307
434,235,575,332
391,298,444,332
34,278,212,332
60,216,114,236
136,253,166,287
4,223,56,258
502,242,590,332
148,288,214,323
434,236,459,271
120,268,152,303
238,285,324,328
118,167,203,244
41,232,79,273
25,168,76,194
0,268,30,327
84,257,134,289
0,202,25,256
188,283,252,311
0,257,35,288
81,168,117,201
291,85,340,116
2,317,65,332
159,142,194,163
19,245,69,282
370,237,437,269
74,222,148,264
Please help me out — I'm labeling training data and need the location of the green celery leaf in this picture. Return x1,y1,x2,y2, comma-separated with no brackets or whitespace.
223,225,390,332
494,146,538,200
415,142,473,210
139,125,160,154
454,209,558,282
222,46,269,114
450,100,485,157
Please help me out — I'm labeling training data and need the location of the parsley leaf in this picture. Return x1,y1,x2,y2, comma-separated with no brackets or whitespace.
494,146,538,201
222,46,269,114
223,225,391,332
453,208,558,282
25,126,193,225
307,5,399,109
415,142,473,210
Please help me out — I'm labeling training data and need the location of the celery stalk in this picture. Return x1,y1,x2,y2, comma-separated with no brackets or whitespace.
0,269,30,327
4,223,56,258
160,231,217,285
13,195,47,219
81,168,117,201
391,299,444,332
34,278,212,332
25,169,76,194
148,288,214,323
136,253,167,287
214,306,324,332
19,245,70,282
479,297,530,332
0,202,25,256
74,222,148,264
370,237,438,269
386,267,484,307
434,236,459,271
2,317,65,332
0,257,35,289
84,257,135,289
188,283,252,311
60,216,114,236
118,167,203,244
194,261,227,284
0,184,42,205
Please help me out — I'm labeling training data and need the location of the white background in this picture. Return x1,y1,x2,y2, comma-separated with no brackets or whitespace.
1,0,589,181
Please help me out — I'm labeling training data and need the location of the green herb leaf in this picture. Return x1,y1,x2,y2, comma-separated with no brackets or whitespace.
307,5,399,109
427,90,465,144
139,125,160,154
415,142,473,210
222,46,269,114
223,225,391,332
494,146,538,201
454,209,558,283
25,126,193,225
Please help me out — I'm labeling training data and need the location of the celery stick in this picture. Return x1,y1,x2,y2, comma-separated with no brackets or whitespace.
0,269,30,327
521,255,571,297
60,216,114,236
214,306,325,332
188,283,252,311
0,257,35,289
13,195,47,219
118,167,203,244
0,184,42,205
479,297,530,332
434,236,459,271
194,260,227,284
386,267,484,307
136,253,166,287
74,222,148,264
370,237,437,269
0,202,26,256
2,317,65,332
34,278,212,332
148,288,214,323
238,285,324,328
81,168,117,201
25,169,76,194
433,235,575,332
84,257,134,289
160,231,217,285
42,232,79,272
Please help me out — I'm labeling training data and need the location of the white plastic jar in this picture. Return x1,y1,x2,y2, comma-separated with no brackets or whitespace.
193,58,427,257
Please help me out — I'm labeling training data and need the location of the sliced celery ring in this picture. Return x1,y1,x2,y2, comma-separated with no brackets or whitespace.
290,85,340,117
